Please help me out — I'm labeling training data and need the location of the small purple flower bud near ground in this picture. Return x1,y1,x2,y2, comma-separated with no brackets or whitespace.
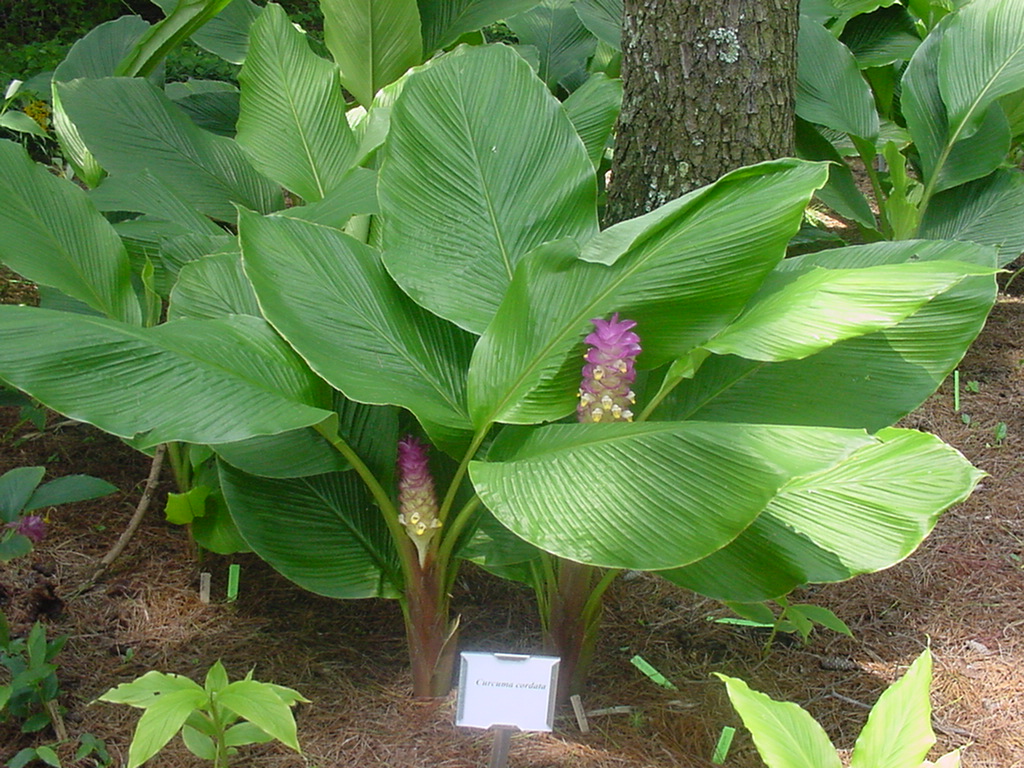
10,514,46,544
396,436,442,567
577,313,641,423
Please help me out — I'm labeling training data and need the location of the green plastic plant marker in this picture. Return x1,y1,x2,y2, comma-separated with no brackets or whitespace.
227,563,240,602
630,655,677,689
712,726,736,764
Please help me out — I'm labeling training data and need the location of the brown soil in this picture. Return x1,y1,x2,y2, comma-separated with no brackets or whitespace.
1,279,1023,767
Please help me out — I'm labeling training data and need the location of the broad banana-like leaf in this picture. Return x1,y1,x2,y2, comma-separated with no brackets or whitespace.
0,141,142,325
562,72,621,168
167,253,259,320
508,0,597,92
170,85,241,137
215,393,398,482
379,43,598,333
471,422,874,570
153,0,262,64
50,15,154,188
656,240,997,431
903,18,1012,195
850,650,936,768
220,462,402,599
279,167,379,229
60,77,283,222
238,209,475,431
704,260,992,362
920,169,1024,266
660,429,982,601
797,17,879,140
468,159,827,428
0,307,332,448
322,0,422,108
116,0,234,78
237,4,357,202
938,0,1024,141
574,0,622,49
716,674,842,768
90,170,224,238
839,4,920,68
417,0,541,52
159,233,238,290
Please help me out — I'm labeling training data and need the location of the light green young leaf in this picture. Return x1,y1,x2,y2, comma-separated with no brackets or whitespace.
0,141,141,325
322,0,423,107
790,604,854,637
204,660,230,693
99,671,205,708
224,721,275,746
116,0,234,78
216,679,302,752
716,673,842,768
125,688,210,768
181,724,217,760
850,650,936,768
237,4,357,202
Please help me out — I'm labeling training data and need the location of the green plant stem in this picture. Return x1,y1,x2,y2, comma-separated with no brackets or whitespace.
164,441,191,493
437,428,490,524
851,135,892,238
435,495,481,586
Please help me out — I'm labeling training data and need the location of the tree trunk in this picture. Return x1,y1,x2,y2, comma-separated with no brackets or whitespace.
605,0,800,224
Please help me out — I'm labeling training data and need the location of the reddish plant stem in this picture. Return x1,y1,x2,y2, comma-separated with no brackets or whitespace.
543,559,602,702
404,555,458,698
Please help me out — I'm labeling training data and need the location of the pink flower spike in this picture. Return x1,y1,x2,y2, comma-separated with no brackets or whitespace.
577,314,641,423
396,436,442,567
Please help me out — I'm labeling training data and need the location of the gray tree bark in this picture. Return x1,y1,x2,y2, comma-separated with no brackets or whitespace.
605,0,800,224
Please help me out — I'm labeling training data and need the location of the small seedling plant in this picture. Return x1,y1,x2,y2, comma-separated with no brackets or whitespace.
717,649,961,768
0,614,67,734
0,466,116,562
98,661,307,768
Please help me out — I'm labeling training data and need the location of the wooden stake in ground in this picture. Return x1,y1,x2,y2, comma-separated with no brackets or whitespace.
73,443,166,594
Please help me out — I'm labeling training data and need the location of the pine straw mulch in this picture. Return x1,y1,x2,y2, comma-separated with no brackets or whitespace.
1,291,1023,768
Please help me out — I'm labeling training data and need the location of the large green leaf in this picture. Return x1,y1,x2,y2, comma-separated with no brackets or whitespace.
417,0,541,52
220,462,401,598
153,0,262,64
938,0,1024,140
0,141,142,325
322,0,423,107
379,43,598,334
238,209,475,431
850,650,936,768
468,159,828,428
660,429,982,601
839,4,920,68
471,422,872,570
704,260,992,362
89,170,225,238
25,475,117,511
116,0,234,78
216,681,299,751
0,307,332,448
59,77,282,222
237,4,357,202
919,169,1024,266
50,15,154,187
573,0,622,49
214,393,398,481
656,240,997,431
562,72,621,168
717,674,842,768
507,0,597,92
797,17,879,140
167,253,259,320
903,19,1012,195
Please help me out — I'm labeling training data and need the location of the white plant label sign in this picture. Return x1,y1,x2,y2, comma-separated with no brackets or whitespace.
456,652,560,732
